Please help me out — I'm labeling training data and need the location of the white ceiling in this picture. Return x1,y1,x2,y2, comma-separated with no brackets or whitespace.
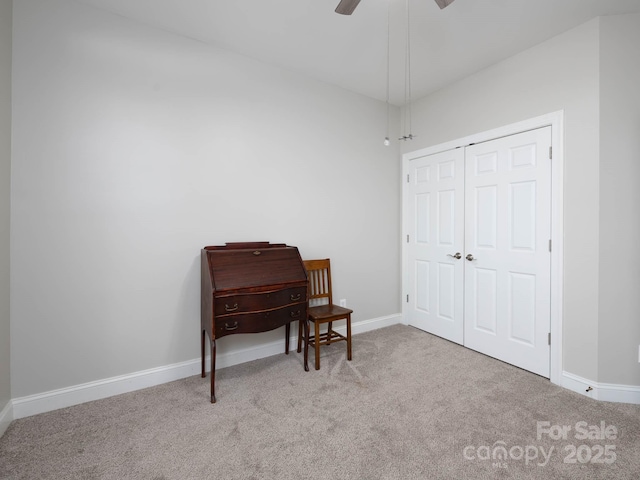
73,0,640,106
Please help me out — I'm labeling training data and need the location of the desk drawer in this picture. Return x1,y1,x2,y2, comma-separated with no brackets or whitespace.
214,287,306,316
215,303,306,338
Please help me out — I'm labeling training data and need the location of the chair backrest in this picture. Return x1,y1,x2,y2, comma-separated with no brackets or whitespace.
303,259,333,306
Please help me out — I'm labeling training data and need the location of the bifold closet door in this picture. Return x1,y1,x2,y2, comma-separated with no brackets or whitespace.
463,127,552,377
406,126,552,377
406,148,465,345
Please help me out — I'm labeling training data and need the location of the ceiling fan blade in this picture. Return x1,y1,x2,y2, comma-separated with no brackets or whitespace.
434,0,455,9
335,0,362,15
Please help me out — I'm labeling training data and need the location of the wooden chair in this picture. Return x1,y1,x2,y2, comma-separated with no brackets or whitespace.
297,259,353,370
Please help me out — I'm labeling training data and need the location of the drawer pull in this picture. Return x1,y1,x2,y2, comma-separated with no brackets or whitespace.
253,251,261,256
224,303,239,312
290,310,302,319
224,322,239,331
290,293,302,301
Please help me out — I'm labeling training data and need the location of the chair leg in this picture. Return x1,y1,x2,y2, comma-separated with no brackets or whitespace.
346,314,352,361
314,320,321,370
327,321,333,344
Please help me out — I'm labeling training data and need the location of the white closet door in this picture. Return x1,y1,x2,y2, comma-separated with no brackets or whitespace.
406,148,465,344
464,127,552,377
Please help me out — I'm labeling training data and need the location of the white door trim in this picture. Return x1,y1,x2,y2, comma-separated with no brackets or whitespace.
402,111,564,387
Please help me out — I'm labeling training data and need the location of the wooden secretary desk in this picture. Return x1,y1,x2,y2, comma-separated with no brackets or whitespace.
201,242,309,403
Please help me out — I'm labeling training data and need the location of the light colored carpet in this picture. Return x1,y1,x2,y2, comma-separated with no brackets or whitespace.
1,324,639,479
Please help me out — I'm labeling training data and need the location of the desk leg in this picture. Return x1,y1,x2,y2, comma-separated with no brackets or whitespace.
303,318,310,372
285,322,290,354
201,330,206,378
210,338,217,403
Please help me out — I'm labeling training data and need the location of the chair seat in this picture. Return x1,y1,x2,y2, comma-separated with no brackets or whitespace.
308,304,353,321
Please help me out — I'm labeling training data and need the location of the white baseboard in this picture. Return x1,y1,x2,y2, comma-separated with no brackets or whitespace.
12,358,203,420
561,371,598,400
334,313,401,336
596,381,640,404
0,399,13,438
12,314,402,420
561,371,640,404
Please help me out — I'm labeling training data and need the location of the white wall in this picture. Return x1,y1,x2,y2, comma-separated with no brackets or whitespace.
404,20,602,382
0,0,13,425
598,13,640,386
10,0,401,398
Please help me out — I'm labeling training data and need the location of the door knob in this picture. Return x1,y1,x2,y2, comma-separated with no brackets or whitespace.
447,252,462,260
466,254,475,261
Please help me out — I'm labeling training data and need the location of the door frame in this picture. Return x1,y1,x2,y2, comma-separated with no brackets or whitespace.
401,111,564,386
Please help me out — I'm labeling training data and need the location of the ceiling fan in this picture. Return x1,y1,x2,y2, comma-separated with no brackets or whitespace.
336,0,455,15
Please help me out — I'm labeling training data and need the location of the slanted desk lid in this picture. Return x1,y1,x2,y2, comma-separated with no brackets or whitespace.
203,243,307,292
